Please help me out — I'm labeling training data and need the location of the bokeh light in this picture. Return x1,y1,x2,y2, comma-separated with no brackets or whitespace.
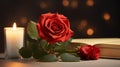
103,13,111,21
4,62,28,67
71,0,78,8
62,0,69,7
87,28,94,36
40,2,47,9
78,20,88,30
86,0,94,7
20,17,28,24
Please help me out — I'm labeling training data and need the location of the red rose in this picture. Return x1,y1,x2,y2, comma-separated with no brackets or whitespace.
37,13,73,44
78,45,100,60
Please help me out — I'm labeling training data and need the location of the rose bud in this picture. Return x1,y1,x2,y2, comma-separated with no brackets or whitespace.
78,45,100,60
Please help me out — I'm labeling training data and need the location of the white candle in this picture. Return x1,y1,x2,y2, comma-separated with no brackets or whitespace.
4,23,24,59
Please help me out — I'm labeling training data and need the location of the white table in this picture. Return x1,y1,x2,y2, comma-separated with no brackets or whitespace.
1,38,120,67
0,59,120,67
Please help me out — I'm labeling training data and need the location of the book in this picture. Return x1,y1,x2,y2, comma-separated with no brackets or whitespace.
71,38,120,58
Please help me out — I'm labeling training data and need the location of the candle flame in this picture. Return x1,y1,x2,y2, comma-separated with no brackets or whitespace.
13,22,17,30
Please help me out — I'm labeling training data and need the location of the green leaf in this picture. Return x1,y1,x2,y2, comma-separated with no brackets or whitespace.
27,21,39,40
60,38,72,46
60,53,80,62
39,40,48,51
19,47,32,58
54,45,66,52
54,38,72,52
33,49,47,59
27,40,38,51
40,54,58,62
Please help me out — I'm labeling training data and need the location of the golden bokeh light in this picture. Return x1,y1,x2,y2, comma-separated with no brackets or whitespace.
4,62,28,67
103,13,111,21
78,20,88,30
40,2,47,9
71,0,78,8
87,28,94,36
86,0,94,7
20,17,28,24
62,0,69,7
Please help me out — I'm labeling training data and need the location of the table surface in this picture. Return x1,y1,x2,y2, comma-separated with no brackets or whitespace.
0,38,120,67
0,59,120,67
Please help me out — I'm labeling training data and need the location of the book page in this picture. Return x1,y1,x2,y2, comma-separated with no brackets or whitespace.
72,38,120,45
72,38,120,58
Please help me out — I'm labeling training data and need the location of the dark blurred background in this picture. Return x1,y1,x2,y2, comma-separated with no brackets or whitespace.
0,0,119,53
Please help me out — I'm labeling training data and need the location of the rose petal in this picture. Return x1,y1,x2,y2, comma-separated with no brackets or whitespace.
78,45,100,60
37,13,73,44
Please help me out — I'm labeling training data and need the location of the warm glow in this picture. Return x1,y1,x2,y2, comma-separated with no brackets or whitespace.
103,13,111,21
78,20,88,30
87,28,94,36
4,62,28,67
40,2,47,9
20,17,28,24
71,0,78,8
62,0,69,7
86,0,94,7
13,22,17,30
